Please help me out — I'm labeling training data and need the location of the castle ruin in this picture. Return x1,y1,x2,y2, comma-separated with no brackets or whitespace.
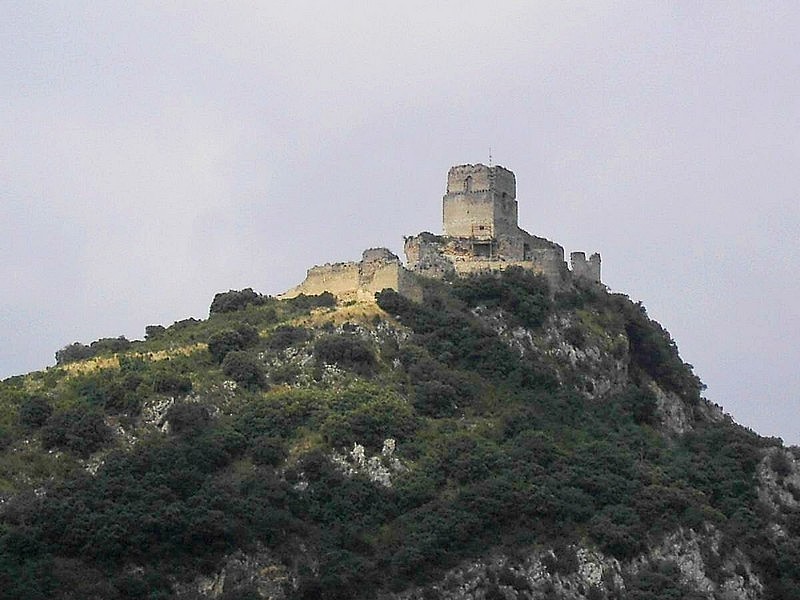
281,163,601,301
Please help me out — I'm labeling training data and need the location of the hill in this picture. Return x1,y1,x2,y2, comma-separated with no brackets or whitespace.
0,270,798,600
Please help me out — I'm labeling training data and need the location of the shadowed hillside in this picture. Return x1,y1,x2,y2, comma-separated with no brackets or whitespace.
0,273,798,600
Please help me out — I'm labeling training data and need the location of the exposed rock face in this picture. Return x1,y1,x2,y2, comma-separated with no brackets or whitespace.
472,307,628,402
174,547,292,599
469,304,721,437
758,447,800,514
649,382,692,435
330,439,406,488
381,528,762,600
170,528,763,600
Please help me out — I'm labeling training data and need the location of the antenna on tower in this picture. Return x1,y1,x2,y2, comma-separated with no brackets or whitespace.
488,147,493,167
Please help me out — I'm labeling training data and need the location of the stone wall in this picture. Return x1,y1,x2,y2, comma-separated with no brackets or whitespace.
570,252,602,283
404,231,568,284
281,248,423,303
445,164,516,198
443,194,498,239
443,164,518,239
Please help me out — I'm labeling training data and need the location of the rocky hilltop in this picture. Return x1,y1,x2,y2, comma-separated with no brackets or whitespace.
1,166,798,599
1,267,798,600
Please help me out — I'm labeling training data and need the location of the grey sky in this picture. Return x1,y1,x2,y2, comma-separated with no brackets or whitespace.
2,2,798,443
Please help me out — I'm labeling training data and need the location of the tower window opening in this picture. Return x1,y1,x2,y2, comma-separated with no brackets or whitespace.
464,176,473,192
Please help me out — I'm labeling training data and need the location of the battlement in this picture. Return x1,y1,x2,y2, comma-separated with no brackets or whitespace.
443,163,519,239
446,164,516,199
570,252,602,284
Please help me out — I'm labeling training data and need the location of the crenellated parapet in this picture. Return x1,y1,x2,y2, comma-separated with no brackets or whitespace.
570,252,602,284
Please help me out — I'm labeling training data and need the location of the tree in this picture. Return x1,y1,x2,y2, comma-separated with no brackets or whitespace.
209,288,268,314
41,406,112,457
314,335,376,376
207,324,260,364
55,342,93,365
222,351,267,390
18,396,53,430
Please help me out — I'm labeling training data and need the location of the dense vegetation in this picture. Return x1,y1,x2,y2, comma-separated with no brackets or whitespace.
0,270,796,599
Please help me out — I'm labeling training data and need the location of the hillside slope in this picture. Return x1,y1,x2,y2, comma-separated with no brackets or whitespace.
1,270,798,600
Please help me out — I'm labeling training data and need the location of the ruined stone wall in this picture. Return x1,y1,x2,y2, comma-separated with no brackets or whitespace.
403,234,457,279
283,262,361,299
404,232,568,285
282,248,422,303
570,252,602,283
282,163,600,305
445,164,515,198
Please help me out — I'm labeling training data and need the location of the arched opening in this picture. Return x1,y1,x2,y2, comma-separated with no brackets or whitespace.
464,176,473,192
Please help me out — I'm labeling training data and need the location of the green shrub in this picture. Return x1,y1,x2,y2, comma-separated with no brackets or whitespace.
541,544,579,576
209,288,269,314
166,402,211,436
222,351,267,390
616,386,658,426
588,504,643,558
18,396,53,430
41,406,112,457
251,436,287,467
55,337,133,366
208,324,260,364
0,425,10,451
406,357,475,418
770,451,793,479
286,292,336,311
144,325,166,340
267,325,312,350
322,393,417,450
235,390,326,441
54,342,94,365
70,365,147,414
269,363,301,385
453,267,551,329
621,301,703,401
314,335,376,376
152,369,193,396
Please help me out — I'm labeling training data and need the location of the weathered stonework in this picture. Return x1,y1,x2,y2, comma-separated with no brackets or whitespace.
570,251,602,284
281,248,423,303
282,163,602,301
405,163,601,285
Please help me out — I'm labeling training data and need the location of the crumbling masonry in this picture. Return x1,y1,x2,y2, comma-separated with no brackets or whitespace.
281,163,601,301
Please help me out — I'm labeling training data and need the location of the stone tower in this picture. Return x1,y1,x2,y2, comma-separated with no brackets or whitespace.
285,162,603,302
442,164,519,240
405,162,601,284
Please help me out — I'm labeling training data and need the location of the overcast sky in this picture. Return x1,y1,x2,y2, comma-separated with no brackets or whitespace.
2,2,798,444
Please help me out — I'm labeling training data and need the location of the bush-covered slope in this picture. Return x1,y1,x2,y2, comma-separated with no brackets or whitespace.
0,272,797,600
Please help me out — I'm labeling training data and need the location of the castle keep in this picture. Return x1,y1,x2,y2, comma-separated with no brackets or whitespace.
282,163,601,301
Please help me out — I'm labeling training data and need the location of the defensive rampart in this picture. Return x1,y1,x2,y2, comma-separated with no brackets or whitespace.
281,248,423,303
